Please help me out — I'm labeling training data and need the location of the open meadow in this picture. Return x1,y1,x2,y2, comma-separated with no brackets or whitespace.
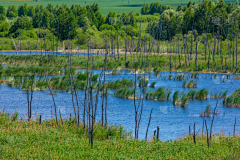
0,0,238,15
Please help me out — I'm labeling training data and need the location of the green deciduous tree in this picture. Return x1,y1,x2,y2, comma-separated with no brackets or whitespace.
0,22,10,37
0,14,6,22
27,6,35,17
9,16,32,34
18,4,27,16
0,5,6,16
54,11,77,40
7,5,18,18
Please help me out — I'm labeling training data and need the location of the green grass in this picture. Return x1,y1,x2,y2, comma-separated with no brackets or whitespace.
223,89,240,107
100,5,143,15
0,64,63,77
0,0,236,15
0,112,240,159
1,53,240,74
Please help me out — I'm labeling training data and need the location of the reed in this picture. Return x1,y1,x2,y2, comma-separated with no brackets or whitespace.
180,94,189,108
195,89,209,100
149,81,157,88
0,64,63,77
111,70,121,75
2,53,240,75
168,74,173,80
174,74,186,81
190,73,199,79
210,90,228,99
187,90,197,100
92,74,99,81
105,78,134,89
200,104,211,117
187,80,197,88
182,80,187,88
114,88,136,99
223,89,240,107
139,78,148,88
145,87,171,101
173,90,180,105
77,72,88,81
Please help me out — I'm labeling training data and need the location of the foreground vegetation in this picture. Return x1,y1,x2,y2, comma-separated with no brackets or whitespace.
0,112,239,159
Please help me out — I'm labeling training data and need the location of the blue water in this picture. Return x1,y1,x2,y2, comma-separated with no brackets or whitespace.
0,69,239,140
0,51,105,56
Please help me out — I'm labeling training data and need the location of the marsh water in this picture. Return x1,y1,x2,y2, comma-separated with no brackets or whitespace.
0,51,104,56
0,52,240,140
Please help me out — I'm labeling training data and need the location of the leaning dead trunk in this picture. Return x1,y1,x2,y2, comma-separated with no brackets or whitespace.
145,108,153,141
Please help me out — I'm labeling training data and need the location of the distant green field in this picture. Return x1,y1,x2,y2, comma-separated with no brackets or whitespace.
0,0,238,15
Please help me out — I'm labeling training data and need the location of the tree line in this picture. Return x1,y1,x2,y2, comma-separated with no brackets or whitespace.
149,0,240,40
0,3,137,41
0,0,240,44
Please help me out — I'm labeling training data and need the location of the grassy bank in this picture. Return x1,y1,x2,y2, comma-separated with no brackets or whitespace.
1,53,240,74
0,112,239,159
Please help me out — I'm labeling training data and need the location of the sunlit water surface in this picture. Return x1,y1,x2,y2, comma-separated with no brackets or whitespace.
0,52,239,140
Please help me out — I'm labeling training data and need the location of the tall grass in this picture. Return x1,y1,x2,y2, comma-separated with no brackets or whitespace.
1,74,89,91
173,90,180,105
145,87,171,101
0,64,63,77
200,104,211,117
1,54,240,74
180,94,189,108
0,111,240,159
183,79,197,88
187,80,197,88
149,81,157,88
174,74,186,81
195,89,209,100
139,77,148,88
105,78,134,89
114,88,136,99
223,89,240,107
187,90,197,100
210,90,228,99
190,73,199,79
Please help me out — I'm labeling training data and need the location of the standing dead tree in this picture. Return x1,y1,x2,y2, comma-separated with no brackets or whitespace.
67,28,77,121
27,71,35,121
210,100,218,141
40,56,59,129
101,50,107,127
233,117,237,136
134,62,144,140
145,108,153,141
205,119,209,148
84,69,105,147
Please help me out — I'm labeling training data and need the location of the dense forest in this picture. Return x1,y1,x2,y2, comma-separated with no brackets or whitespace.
150,0,240,40
0,0,239,50
0,3,136,41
